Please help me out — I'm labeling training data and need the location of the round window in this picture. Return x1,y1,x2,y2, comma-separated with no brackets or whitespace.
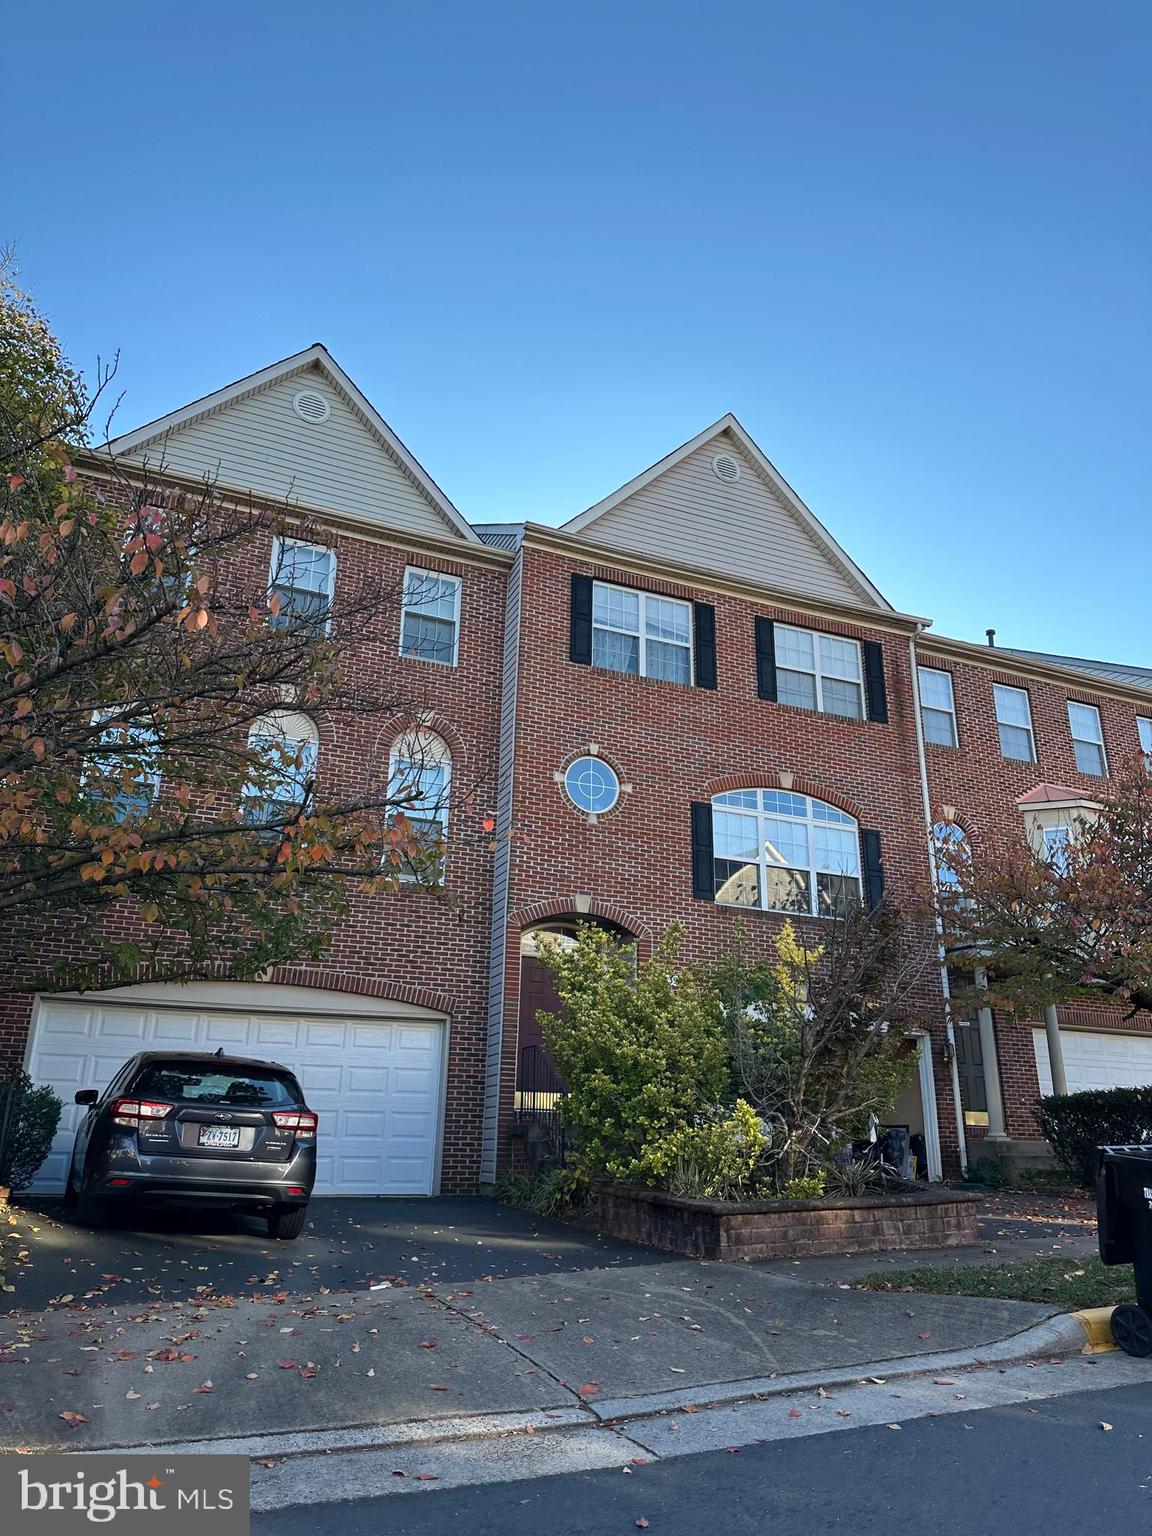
564,756,620,816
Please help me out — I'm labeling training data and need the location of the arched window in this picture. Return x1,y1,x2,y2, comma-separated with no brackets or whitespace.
388,729,452,880
242,710,319,823
712,789,861,917
932,821,969,891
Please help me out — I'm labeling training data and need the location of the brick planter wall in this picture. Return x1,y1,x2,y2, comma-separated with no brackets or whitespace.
598,1184,980,1261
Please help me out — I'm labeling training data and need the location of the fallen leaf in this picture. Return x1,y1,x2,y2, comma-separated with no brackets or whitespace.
193,1381,213,1393
636,1519,650,1530
125,1391,141,1401
931,1378,956,1386
58,1411,88,1428
1101,1422,1114,1432
886,1423,902,1431
789,1408,802,1419
415,1474,440,1482
576,1384,600,1396
276,1361,298,1370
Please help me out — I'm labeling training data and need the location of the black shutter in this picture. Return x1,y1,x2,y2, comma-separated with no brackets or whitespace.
862,640,888,723
690,801,715,900
861,828,885,912
755,617,778,701
693,602,717,689
570,574,593,665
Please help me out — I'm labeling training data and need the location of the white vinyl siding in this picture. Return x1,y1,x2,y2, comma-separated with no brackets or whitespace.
993,684,1035,762
118,372,456,539
776,624,864,719
400,568,461,666
575,437,869,606
591,581,693,684
919,666,958,747
1068,701,1106,777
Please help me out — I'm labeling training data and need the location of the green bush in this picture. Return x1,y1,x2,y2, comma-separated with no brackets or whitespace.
782,1172,827,1201
494,1166,586,1217
540,925,730,1185
963,1155,1008,1189
1036,1086,1152,1189
651,1100,767,1200
0,1073,63,1192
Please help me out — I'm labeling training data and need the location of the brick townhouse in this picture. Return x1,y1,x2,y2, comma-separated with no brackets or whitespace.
6,344,1149,1193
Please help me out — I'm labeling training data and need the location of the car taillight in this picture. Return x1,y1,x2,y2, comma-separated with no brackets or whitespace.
273,1110,318,1135
111,1098,173,1126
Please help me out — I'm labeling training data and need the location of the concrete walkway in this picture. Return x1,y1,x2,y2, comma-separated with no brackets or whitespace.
1,1257,1061,1453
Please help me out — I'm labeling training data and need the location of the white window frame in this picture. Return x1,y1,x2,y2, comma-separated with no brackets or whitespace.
775,623,865,720
993,683,1036,762
270,536,336,635
242,710,319,823
711,789,862,918
399,567,462,668
1067,701,1107,777
918,666,958,748
1138,716,1152,769
388,729,453,882
85,708,162,822
591,580,694,685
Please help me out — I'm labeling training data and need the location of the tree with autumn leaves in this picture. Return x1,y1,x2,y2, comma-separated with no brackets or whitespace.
0,271,486,992
937,758,1152,1020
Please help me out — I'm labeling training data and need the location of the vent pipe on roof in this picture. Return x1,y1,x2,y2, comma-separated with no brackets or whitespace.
986,628,996,647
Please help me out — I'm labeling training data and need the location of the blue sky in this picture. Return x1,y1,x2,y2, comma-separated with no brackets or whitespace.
7,2,1149,657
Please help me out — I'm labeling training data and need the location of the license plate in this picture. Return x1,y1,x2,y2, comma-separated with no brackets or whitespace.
198,1125,240,1148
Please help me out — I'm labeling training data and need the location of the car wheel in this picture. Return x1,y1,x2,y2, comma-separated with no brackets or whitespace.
73,1186,109,1228
268,1205,309,1241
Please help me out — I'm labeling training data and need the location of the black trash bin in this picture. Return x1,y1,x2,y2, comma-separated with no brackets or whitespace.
1096,1143,1152,1356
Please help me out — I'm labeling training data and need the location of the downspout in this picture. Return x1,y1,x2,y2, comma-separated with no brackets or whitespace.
909,629,968,1174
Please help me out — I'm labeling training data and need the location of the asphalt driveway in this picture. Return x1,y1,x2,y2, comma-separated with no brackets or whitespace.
3,1196,667,1314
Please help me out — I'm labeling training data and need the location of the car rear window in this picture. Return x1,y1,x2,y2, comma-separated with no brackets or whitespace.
131,1062,302,1108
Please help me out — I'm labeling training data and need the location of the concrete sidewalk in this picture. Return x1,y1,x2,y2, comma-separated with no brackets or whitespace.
1,1257,1064,1453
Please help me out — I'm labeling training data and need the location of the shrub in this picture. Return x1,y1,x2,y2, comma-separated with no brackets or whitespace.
1036,1086,1152,1189
647,1100,767,1201
782,1172,827,1201
963,1155,1008,1189
494,1166,587,1217
0,1073,63,1192
540,925,730,1185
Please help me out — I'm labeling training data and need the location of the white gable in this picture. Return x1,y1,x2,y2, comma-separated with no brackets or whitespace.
563,417,887,609
107,348,477,543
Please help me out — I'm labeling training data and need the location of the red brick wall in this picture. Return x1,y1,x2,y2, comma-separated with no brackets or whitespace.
497,543,959,1169
920,646,1152,1141
0,487,508,1193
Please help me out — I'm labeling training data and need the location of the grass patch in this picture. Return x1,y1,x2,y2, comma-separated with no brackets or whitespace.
857,1255,1134,1309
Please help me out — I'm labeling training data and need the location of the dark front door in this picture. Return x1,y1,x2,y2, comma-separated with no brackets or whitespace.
516,952,568,1107
955,1020,989,1127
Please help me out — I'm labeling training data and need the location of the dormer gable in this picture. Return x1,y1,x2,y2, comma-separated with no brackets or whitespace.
103,345,478,543
561,415,888,610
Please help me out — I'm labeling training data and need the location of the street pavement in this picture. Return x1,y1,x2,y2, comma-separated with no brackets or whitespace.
252,1375,1152,1535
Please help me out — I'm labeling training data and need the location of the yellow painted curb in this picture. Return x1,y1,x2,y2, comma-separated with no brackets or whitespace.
1072,1306,1118,1353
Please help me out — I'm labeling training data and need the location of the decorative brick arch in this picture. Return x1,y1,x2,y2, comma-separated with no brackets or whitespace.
702,772,865,823
512,899,654,959
268,963,458,1015
368,710,471,778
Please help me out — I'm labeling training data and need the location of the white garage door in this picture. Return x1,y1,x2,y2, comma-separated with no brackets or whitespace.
1034,1027,1152,1095
25,983,446,1197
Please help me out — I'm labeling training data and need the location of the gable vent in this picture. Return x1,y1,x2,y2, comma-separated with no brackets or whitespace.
711,452,741,483
292,388,332,424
